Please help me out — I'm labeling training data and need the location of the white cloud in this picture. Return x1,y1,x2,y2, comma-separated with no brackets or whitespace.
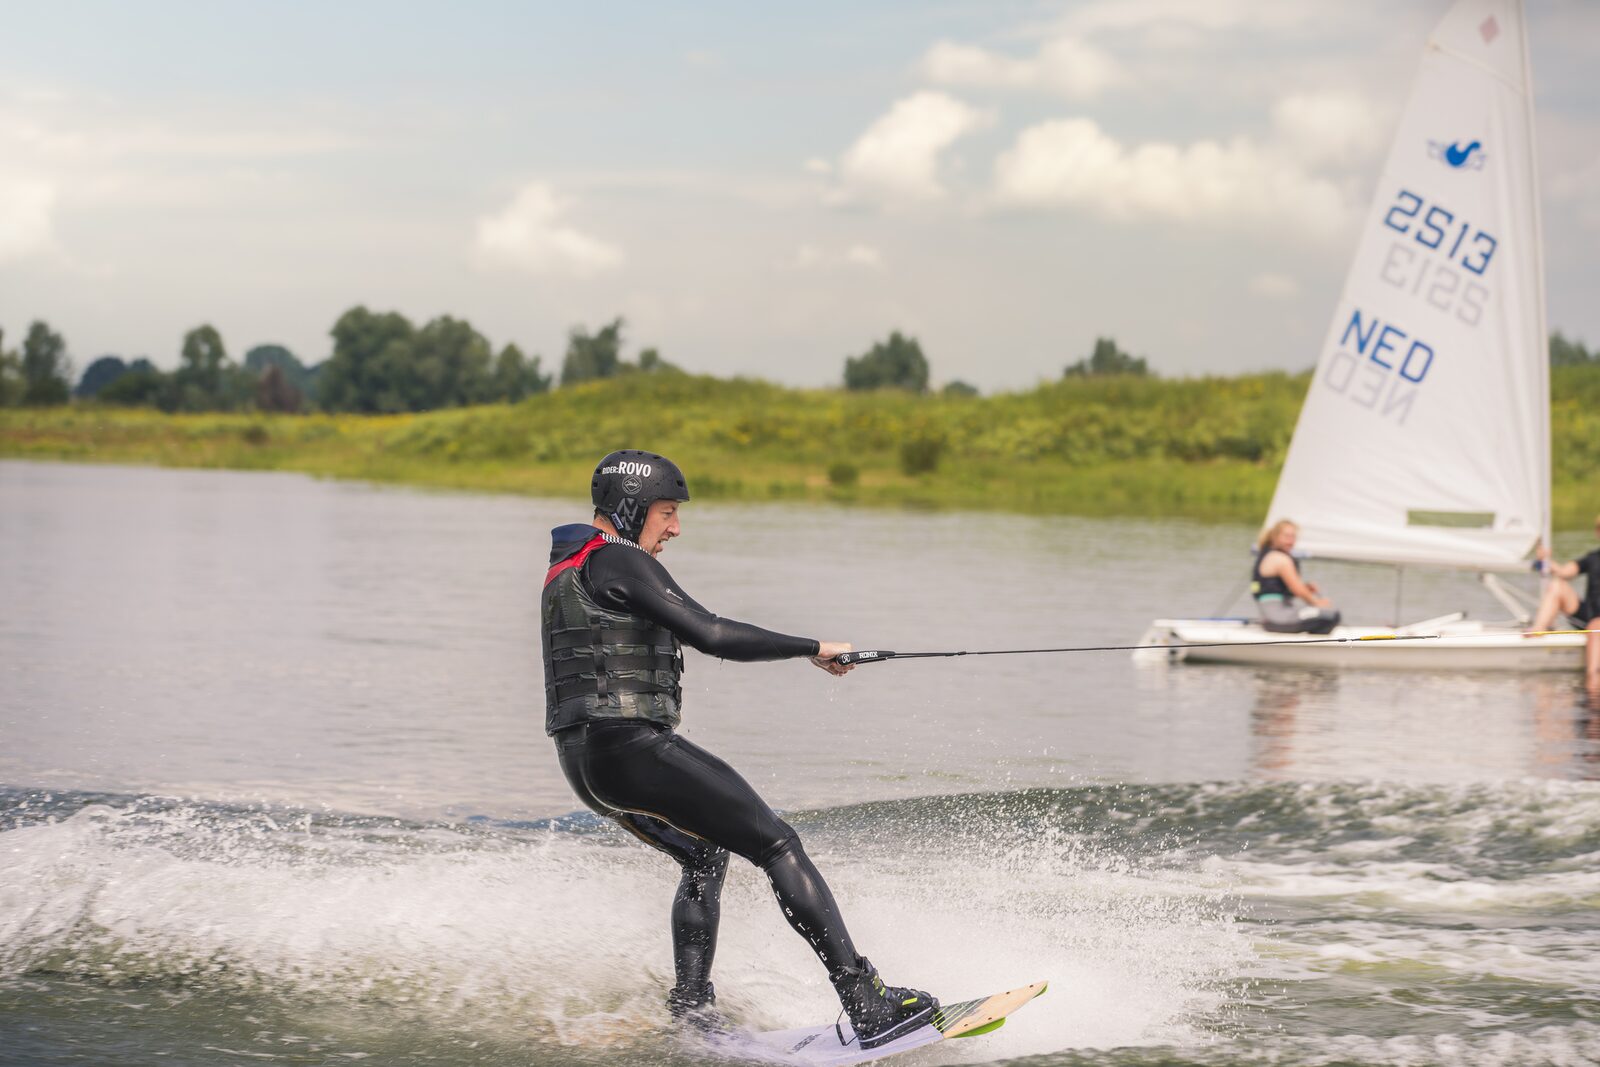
791,243,885,270
1272,91,1386,167
0,99,349,167
475,182,623,278
1062,0,1343,37
993,117,1351,240
844,243,883,268
1249,272,1299,299
921,35,1123,99
0,175,56,264
836,91,989,203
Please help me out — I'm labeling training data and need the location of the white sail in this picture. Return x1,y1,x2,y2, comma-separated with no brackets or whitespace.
1266,0,1548,571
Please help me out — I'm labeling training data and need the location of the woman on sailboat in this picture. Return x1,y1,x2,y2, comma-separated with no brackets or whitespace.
1252,520,1341,635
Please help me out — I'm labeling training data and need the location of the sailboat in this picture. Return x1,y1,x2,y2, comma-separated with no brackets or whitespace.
1137,0,1586,670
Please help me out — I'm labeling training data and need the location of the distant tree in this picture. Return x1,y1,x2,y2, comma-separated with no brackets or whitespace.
403,315,494,410
177,324,228,395
1550,331,1595,367
1064,337,1151,378
256,363,304,413
630,346,683,375
77,356,129,398
21,320,71,406
491,343,552,402
844,331,930,392
243,343,300,376
320,307,416,413
244,344,315,400
942,380,979,397
560,318,626,386
167,324,241,410
0,328,22,407
303,361,325,401
99,361,169,407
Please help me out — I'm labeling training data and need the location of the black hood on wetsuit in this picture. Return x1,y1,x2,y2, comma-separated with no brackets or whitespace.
548,523,601,565
591,450,690,543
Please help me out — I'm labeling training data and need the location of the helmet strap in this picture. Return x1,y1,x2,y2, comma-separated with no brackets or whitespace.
610,497,647,542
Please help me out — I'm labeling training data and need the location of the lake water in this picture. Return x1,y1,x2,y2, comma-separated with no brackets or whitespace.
3,460,1597,1067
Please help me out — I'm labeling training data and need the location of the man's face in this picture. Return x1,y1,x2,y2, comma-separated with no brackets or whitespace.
638,499,682,558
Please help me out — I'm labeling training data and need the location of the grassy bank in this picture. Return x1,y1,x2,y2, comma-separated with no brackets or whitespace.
5,367,1599,526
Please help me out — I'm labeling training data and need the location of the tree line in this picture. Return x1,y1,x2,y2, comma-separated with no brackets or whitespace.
0,311,683,414
6,306,1594,414
0,300,1167,413
839,331,1151,394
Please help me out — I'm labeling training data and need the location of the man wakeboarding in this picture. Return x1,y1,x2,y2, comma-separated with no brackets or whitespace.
541,450,939,1047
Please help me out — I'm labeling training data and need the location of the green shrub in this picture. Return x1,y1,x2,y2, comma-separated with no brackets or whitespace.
900,433,945,475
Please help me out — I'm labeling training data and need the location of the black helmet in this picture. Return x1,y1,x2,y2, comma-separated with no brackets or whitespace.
592,450,690,542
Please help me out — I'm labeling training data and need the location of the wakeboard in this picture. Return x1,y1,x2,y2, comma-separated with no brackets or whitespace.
704,980,1047,1066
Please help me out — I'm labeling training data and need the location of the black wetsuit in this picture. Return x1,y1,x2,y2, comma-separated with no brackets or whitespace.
543,524,863,1004
1571,549,1600,626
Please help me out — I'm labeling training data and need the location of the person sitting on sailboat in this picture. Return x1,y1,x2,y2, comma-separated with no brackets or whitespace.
1529,516,1600,679
1252,520,1341,635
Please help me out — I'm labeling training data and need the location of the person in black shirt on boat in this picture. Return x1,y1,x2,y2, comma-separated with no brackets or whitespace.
542,450,938,1049
1530,514,1600,681
1251,519,1341,635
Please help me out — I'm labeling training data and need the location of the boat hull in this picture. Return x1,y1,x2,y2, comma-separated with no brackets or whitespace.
1136,619,1586,671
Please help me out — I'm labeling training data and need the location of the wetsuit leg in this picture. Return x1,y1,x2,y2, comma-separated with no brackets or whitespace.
556,727,729,998
612,811,729,998
556,722,861,978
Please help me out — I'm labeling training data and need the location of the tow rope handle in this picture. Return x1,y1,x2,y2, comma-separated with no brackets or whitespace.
834,650,897,666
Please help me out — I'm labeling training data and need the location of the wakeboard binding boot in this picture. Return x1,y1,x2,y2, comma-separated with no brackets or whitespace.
667,981,728,1033
832,956,939,1050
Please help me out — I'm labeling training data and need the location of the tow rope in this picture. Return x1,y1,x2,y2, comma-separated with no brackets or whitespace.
832,629,1594,666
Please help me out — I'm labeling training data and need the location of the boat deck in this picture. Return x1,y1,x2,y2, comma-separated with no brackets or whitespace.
1136,618,1587,670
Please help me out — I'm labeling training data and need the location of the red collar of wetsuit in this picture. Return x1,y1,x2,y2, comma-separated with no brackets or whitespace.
544,533,609,588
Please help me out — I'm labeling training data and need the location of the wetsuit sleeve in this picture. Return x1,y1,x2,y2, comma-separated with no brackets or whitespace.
586,546,821,661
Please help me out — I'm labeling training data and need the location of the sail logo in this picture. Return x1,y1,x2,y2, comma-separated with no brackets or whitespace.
1428,139,1486,170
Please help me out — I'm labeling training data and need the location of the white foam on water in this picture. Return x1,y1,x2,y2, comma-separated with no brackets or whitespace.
713,828,1251,1062
1219,1026,1600,1067
9,781,1596,1065
1,805,672,1044
1297,921,1600,988
0,796,1251,1059
1212,856,1600,912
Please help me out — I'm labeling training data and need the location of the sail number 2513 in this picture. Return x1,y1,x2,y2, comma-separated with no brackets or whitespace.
1382,189,1497,275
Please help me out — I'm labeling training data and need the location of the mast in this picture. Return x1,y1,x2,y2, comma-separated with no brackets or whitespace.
1516,0,1552,554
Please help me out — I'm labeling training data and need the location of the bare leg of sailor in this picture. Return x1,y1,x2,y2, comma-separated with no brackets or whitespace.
1531,577,1578,632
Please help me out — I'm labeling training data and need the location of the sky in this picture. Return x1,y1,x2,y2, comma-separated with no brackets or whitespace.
2,0,1597,391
